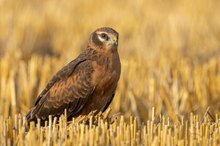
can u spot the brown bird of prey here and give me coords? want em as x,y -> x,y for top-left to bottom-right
26,27 -> 121,123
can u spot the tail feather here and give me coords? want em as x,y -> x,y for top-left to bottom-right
26,111 -> 31,122
26,108 -> 37,123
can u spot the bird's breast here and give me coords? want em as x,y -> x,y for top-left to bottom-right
91,54 -> 121,92
80,53 -> 120,114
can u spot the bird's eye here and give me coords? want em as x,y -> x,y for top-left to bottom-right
100,33 -> 108,40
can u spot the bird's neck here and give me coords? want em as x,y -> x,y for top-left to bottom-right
84,47 -> 119,67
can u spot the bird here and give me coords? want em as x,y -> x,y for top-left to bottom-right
26,27 -> 121,123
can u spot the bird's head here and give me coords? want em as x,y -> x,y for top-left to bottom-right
88,27 -> 119,52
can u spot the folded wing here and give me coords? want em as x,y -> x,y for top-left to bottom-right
26,56 -> 95,122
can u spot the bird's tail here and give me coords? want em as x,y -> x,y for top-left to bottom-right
26,108 -> 37,123
26,110 -> 32,123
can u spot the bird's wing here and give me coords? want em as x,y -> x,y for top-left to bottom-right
26,55 -> 95,122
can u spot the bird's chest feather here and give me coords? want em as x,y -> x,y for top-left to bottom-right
91,55 -> 120,93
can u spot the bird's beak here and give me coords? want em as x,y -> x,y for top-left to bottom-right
113,36 -> 118,45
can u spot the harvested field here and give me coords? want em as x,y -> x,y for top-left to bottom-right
0,0 -> 220,145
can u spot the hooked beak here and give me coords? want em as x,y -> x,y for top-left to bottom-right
113,36 -> 118,46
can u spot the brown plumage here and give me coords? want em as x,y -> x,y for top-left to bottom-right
26,27 -> 121,123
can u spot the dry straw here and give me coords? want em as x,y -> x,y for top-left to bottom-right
0,108 -> 220,145
1,0 -> 220,145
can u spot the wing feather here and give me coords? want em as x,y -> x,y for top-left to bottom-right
26,54 -> 95,122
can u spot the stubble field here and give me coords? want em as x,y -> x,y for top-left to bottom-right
0,0 -> 220,145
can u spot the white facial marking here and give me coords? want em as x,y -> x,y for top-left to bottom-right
98,35 -> 107,42
97,32 -> 108,42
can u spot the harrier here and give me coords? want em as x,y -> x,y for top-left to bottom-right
26,27 -> 121,123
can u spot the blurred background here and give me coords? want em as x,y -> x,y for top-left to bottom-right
0,0 -> 220,122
